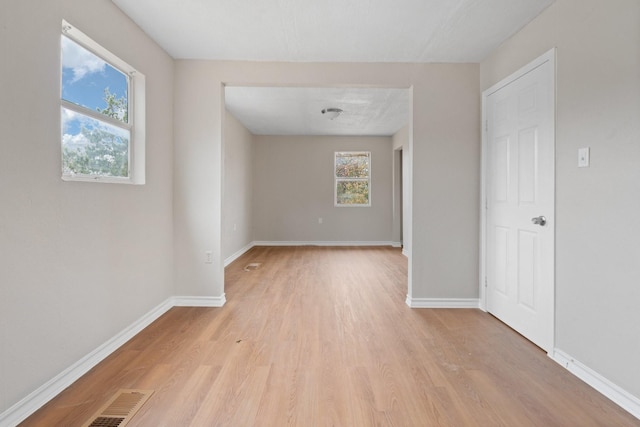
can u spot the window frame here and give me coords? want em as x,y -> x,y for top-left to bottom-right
60,20 -> 145,184
334,151 -> 372,207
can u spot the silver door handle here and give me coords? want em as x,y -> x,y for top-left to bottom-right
531,216 -> 547,226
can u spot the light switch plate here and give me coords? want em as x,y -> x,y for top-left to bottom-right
578,147 -> 590,167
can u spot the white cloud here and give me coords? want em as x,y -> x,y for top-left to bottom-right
62,132 -> 90,150
61,36 -> 106,82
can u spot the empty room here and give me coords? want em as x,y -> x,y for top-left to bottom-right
1,0 -> 639,425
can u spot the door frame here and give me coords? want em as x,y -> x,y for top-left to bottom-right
479,48 -> 556,349
392,146 -> 403,247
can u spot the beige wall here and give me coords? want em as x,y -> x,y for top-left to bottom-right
223,112 -> 254,261
252,135 -> 393,243
481,0 -> 640,399
174,61 -> 480,300
1,0 -> 174,414
223,116 -> 396,254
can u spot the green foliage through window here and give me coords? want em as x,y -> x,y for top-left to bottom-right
61,107 -> 129,177
335,152 -> 371,206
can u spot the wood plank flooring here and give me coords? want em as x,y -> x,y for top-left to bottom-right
21,246 -> 639,426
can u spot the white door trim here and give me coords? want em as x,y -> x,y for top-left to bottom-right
479,48 -> 556,348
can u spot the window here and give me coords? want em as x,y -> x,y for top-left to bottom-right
60,20 -> 145,184
334,151 -> 371,206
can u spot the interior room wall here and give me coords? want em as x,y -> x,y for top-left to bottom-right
252,135 -> 393,243
0,0 -> 175,414
481,0 -> 640,400
222,112 -> 254,262
173,61 -> 479,301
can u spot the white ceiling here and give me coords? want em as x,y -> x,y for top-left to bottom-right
112,0 -> 553,135
225,87 -> 410,136
112,0 -> 553,63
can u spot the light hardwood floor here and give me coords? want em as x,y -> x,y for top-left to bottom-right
21,246 -> 639,426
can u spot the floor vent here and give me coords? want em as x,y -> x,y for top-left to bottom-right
243,262 -> 262,272
82,389 -> 154,427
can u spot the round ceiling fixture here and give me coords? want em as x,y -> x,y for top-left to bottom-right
321,107 -> 343,120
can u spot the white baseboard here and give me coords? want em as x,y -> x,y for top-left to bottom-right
402,248 -> 409,257
225,241 -> 399,265
172,295 -> 226,307
0,295 -> 226,427
405,296 -> 481,308
551,349 -> 640,420
252,240 -> 397,247
224,242 -> 255,267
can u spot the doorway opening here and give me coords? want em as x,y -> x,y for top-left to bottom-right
221,85 -> 413,299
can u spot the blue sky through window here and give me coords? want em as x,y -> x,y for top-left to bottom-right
61,35 -> 130,177
62,65 -> 128,113
61,35 -> 128,134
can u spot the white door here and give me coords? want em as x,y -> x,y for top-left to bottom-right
484,51 -> 555,352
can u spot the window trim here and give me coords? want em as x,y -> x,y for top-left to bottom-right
60,20 -> 145,184
334,151 -> 372,207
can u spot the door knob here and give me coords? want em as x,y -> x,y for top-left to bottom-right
531,216 -> 547,226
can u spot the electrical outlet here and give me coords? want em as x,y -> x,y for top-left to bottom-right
318,217 -> 323,224
205,251 -> 213,264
